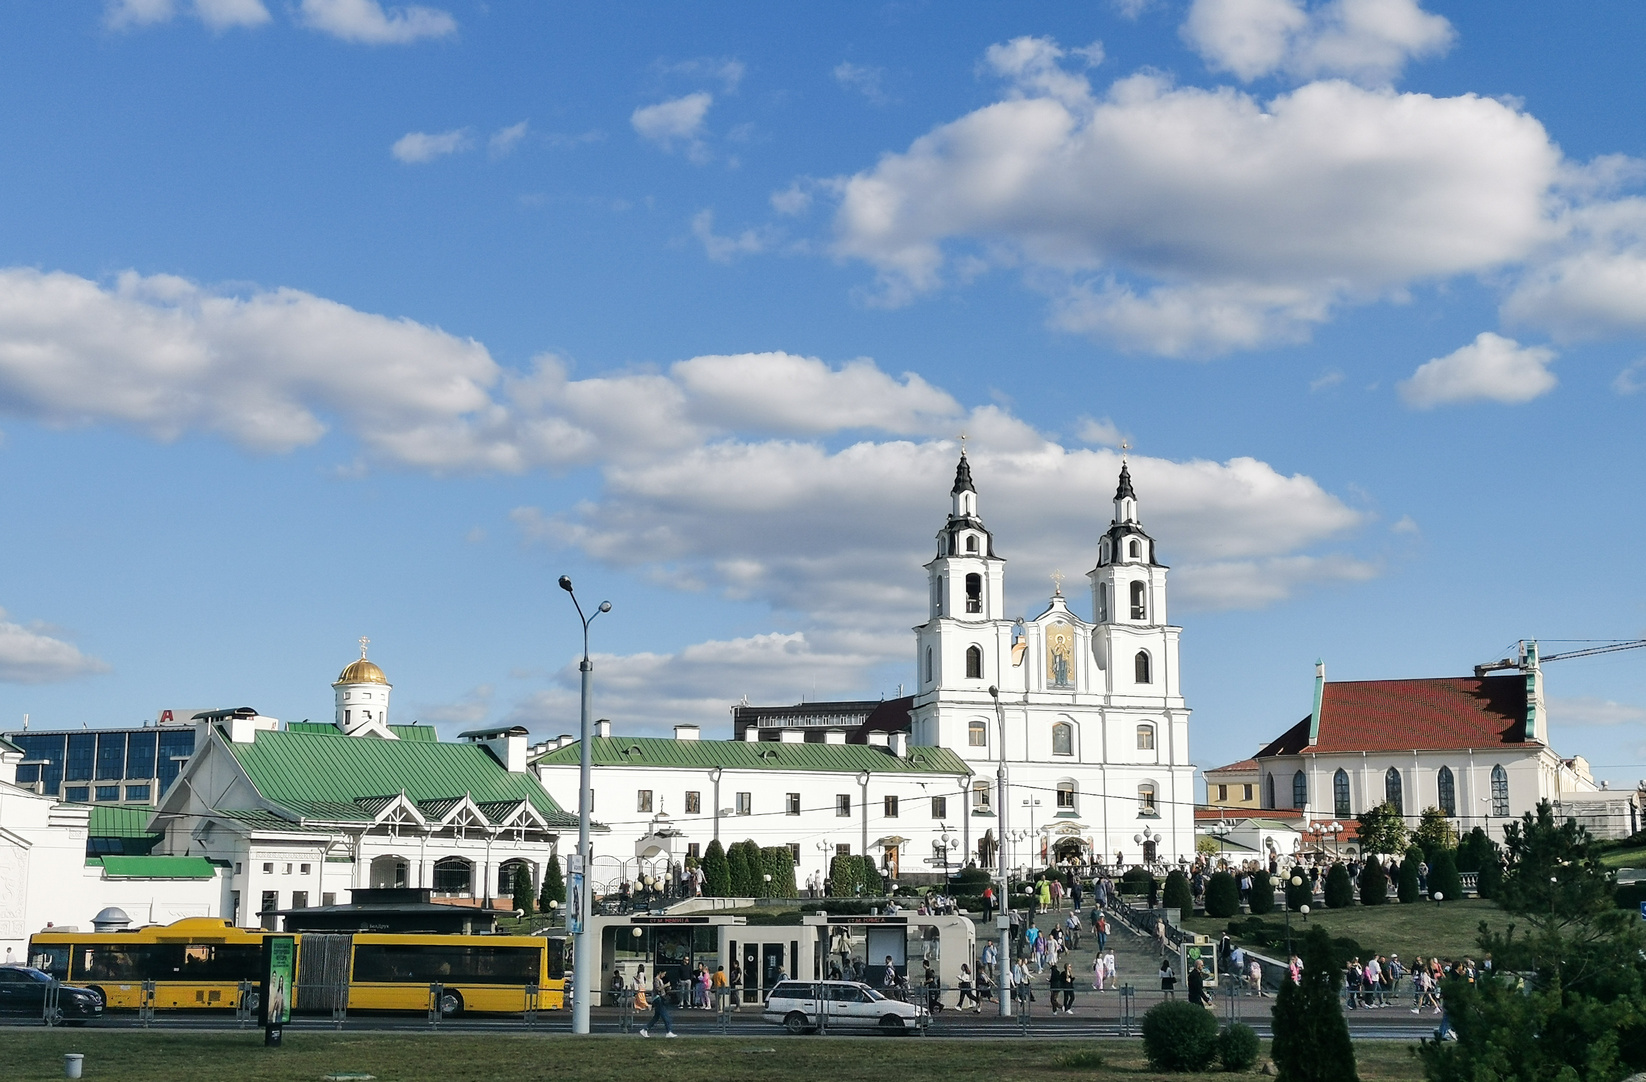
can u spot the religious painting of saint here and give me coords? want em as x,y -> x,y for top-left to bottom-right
1046,622 -> 1074,687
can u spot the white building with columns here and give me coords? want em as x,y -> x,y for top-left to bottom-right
909,453 -> 1196,870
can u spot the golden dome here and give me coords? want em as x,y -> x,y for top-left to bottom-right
334,658 -> 389,686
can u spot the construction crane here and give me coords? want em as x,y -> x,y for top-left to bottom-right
1474,639 -> 1646,678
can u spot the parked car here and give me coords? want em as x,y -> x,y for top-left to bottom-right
0,965 -> 104,1025
762,979 -> 926,1034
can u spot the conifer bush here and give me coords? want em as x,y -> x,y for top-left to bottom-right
1357,859 -> 1387,906
703,839 -> 731,897
1284,872 -> 1312,911
1247,869 -> 1275,914
512,864 -> 534,916
1427,848 -> 1462,901
1204,870 -> 1240,918
1163,869 -> 1193,913
1398,846 -> 1423,903
538,855 -> 565,910
1323,863 -> 1354,908
1272,926 -> 1358,1082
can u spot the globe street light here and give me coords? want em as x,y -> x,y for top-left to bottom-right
558,574 -> 611,1036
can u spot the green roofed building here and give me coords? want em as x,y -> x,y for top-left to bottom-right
152,646 -> 575,930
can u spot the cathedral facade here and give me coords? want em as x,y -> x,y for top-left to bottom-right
909,453 -> 1196,871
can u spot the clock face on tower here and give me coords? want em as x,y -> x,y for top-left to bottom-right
1046,623 -> 1074,688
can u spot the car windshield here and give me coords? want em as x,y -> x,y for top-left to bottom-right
864,987 -> 886,1001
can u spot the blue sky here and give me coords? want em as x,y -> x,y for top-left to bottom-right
3,0 -> 1645,790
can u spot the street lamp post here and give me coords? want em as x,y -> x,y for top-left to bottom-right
856,771 -> 871,870
988,685 -> 1012,1018
558,575 -> 611,1036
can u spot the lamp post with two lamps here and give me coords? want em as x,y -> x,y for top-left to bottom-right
1283,873 -> 1311,955
558,575 -> 611,1036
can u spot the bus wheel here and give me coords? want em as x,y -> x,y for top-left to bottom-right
783,1012 -> 809,1035
440,991 -> 463,1018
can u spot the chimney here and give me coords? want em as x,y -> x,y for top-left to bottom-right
229,713 -> 259,744
779,729 -> 806,744
823,729 -> 847,745
742,726 -> 760,742
594,719 -> 612,739
501,729 -> 528,772
866,732 -> 889,748
673,725 -> 701,741
888,731 -> 908,757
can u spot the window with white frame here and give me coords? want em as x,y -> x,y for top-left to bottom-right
736,792 -> 752,815
968,720 -> 987,747
637,790 -> 653,813
1138,782 -> 1158,815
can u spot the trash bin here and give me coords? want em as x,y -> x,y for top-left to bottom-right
64,1054 -> 84,1079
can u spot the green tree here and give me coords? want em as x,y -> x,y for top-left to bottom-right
1415,806 -> 1459,855
1284,870 -> 1312,911
1397,845 -> 1423,904
1248,869 -> 1275,914
1204,870 -> 1240,918
1454,826 -> 1498,873
760,846 -> 797,897
1273,926 -> 1359,1082
538,855 -> 564,912
1323,862 -> 1355,908
511,864 -> 535,916
1356,802 -> 1408,857
1426,848 -> 1461,902
829,853 -> 859,896
703,839 -> 731,897
1357,858 -> 1388,906
1163,868 -> 1192,914
726,842 -> 750,896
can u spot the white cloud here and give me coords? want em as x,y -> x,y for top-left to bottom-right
1502,199 -> 1646,341
1398,332 -> 1557,408
1309,368 -> 1345,392
1549,696 -> 1646,728
834,62 -> 889,105
631,93 -> 713,162
0,609 -> 109,684
661,58 -> 745,93
1390,515 -> 1419,535
391,128 -> 472,163
770,182 -> 814,217
691,210 -> 776,263
1075,416 -> 1125,446
416,684 -> 494,725
105,0 -> 270,30
488,121 -> 529,159
1111,0 -> 1155,18
299,0 -> 455,44
1614,358 -> 1646,395
1182,0 -> 1454,84
830,45 -> 1560,354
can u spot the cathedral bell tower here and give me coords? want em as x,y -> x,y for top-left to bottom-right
1087,459 -> 1179,694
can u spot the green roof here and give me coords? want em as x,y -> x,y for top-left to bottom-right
86,804 -> 163,839
533,736 -> 971,776
95,855 -> 217,879
227,730 -> 575,827
283,722 -> 437,742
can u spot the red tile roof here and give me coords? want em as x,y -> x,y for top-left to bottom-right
1256,675 -> 1533,757
1204,758 -> 1258,775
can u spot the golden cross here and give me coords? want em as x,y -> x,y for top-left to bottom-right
959,431 -> 968,453
1051,569 -> 1064,595
1120,438 -> 1130,460
358,636 -> 370,659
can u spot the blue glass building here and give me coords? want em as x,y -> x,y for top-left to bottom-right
4,725 -> 197,804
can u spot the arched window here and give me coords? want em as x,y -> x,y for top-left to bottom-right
1134,650 -> 1152,684
1437,766 -> 1456,816
1129,539 -> 1140,558
1052,722 -> 1073,756
1384,767 -> 1404,815
497,858 -> 533,897
1138,782 -> 1158,815
1056,780 -> 1077,812
1097,583 -> 1109,621
924,647 -> 933,683
432,856 -> 473,896
965,573 -> 982,614
1333,769 -> 1351,818
1292,770 -> 1307,810
968,720 -> 987,748
1490,764 -> 1509,817
1136,723 -> 1155,750
965,645 -> 983,679
966,534 -> 978,553
1099,539 -> 1109,563
1264,774 -> 1275,809
1129,581 -> 1147,620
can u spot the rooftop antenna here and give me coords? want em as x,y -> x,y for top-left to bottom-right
22,713 -> 28,730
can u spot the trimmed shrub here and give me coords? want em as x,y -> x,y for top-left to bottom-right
1357,860 -> 1387,906
1121,866 -> 1156,897
511,863 -> 535,916
1205,871 -> 1241,918
1476,857 -> 1503,900
1218,1022 -> 1261,1072
829,853 -> 859,897
1163,869 -> 1193,913
538,855 -> 565,909
1284,872 -> 1312,912
1140,999 -> 1220,1072
1426,848 -> 1462,902
1398,846 -> 1423,904
703,839 -> 731,897
1247,869 -> 1275,915
727,842 -> 752,896
759,846 -> 797,897
1323,863 -> 1355,908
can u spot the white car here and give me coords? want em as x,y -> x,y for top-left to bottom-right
762,979 -> 928,1035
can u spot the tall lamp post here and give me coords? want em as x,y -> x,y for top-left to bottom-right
558,575 -> 610,1036
988,685 -> 1012,1018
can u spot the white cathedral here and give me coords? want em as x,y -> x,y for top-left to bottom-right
910,452 -> 1195,869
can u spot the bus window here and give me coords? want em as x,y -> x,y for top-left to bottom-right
31,945 -> 69,978
80,945 -> 158,981
545,939 -> 566,981
352,944 -> 542,985
181,944 -> 264,982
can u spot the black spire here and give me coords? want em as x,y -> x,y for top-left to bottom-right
952,452 -> 975,495
1114,460 -> 1135,501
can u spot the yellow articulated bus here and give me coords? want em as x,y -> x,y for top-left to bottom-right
28,918 -> 565,1016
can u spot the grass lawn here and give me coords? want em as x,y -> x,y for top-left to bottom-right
0,1031 -> 1427,1082
1182,898 -> 1501,962
1599,845 -> 1646,870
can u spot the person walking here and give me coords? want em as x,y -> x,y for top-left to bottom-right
956,963 -> 979,1011
1059,962 -> 1077,1014
982,884 -> 995,923
638,969 -> 678,1037
1248,957 -> 1265,998
1158,959 -> 1177,999
1092,953 -> 1106,992
1188,960 -> 1211,1009
1154,917 -> 1169,957
1103,949 -> 1117,990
